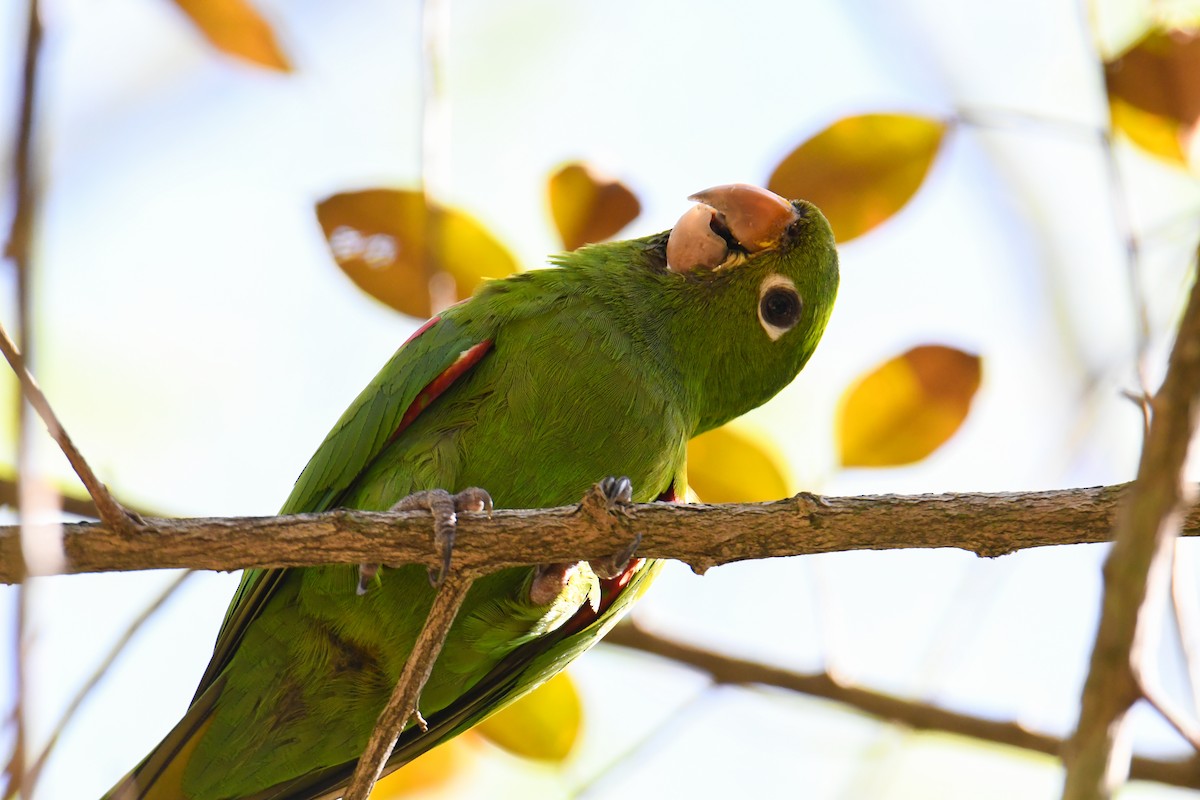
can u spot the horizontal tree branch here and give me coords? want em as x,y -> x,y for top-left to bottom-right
602,623 -> 1200,790
0,483 -> 1194,584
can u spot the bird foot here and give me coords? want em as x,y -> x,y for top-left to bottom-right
358,487 -> 493,594
586,476 -> 641,580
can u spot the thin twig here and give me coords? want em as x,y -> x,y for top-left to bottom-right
0,320 -> 139,536
603,622 -> 1200,790
21,571 -> 194,789
1062,256 -> 1200,799
419,0 -> 455,313
343,573 -> 473,800
0,476 -> 165,521
1171,541 -> 1200,717
1140,681 -> 1200,753
3,1 -> 44,797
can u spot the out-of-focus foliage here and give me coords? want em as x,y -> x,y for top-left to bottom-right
170,0 -> 292,71
368,734 -> 479,798
316,189 -> 518,318
473,670 -> 582,762
768,113 -> 947,242
686,423 -> 791,503
547,162 -> 640,251
838,345 -> 982,468
1105,26 -> 1200,167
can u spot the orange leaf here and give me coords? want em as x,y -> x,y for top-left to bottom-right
316,189 -> 518,318
474,670 -> 581,762
768,113 -> 946,243
548,163 -> 640,250
1105,27 -> 1200,165
838,345 -> 981,468
368,734 -> 481,798
687,423 -> 790,503
172,0 -> 291,71
1109,96 -> 1191,164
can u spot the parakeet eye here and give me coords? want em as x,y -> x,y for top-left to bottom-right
758,275 -> 802,340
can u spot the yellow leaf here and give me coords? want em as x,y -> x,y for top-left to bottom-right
1105,27 -> 1200,166
369,734 -> 480,798
838,345 -> 981,468
172,0 -> 291,71
1110,96 -> 1191,164
316,189 -> 518,318
474,670 -> 581,762
687,424 -> 790,503
547,163 -> 640,250
768,113 -> 946,243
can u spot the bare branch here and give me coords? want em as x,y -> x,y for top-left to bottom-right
22,571 -> 193,789
0,321 -> 140,538
1140,682 -> 1200,754
2,484 -> 1200,584
0,476 -> 169,521
3,1 -> 44,797
344,573 -> 472,800
1063,262 -> 1200,798
602,623 -> 1200,790
1171,543 -> 1200,718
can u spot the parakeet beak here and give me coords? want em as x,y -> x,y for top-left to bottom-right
666,183 -> 800,273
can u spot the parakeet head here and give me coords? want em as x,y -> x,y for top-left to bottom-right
658,183 -> 839,434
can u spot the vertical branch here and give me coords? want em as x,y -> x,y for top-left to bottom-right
343,574 -> 473,800
419,0 -> 455,314
2,1 -> 43,798
1062,257 -> 1200,799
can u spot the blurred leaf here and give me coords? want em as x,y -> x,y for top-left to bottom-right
368,734 -> 480,798
317,189 -> 518,318
1109,96 -> 1191,164
172,0 -> 291,71
768,113 -> 946,243
687,423 -> 790,503
548,163 -> 640,250
1105,27 -> 1200,166
474,670 -> 581,762
838,345 -> 981,468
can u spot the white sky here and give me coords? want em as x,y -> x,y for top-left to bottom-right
3,0 -> 1200,798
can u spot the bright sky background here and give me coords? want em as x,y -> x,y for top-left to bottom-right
3,0 -> 1200,798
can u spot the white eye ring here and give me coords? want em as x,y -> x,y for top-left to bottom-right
757,274 -> 801,341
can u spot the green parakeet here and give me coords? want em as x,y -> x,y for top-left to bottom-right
104,183 -> 839,799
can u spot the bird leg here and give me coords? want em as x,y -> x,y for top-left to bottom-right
529,476 -> 641,603
587,476 -> 641,579
358,487 -> 493,594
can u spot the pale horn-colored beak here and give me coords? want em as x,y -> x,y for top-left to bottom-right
688,183 -> 799,253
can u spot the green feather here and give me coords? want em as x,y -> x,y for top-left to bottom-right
105,199 -> 838,799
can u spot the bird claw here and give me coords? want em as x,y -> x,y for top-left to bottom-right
357,487 -> 493,594
598,475 -> 633,506
588,476 -> 640,579
590,532 -> 642,579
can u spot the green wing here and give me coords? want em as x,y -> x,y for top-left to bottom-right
194,309 -> 493,698
228,559 -> 663,800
